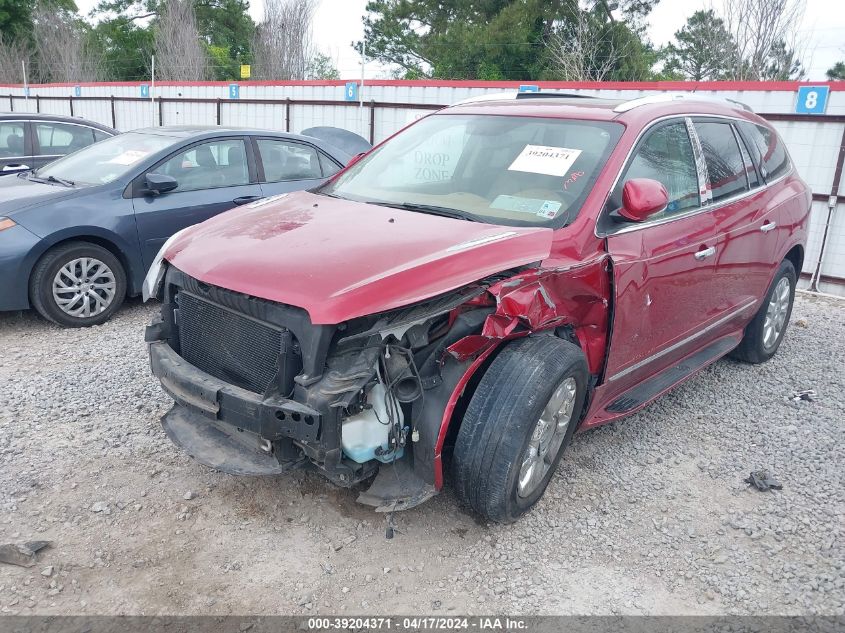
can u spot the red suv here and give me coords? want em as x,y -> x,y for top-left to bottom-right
144,93 -> 809,523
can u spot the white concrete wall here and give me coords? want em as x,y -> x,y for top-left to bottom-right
2,81 -> 843,294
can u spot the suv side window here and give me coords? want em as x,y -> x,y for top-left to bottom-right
739,122 -> 790,182
695,121 -> 748,202
608,121 -> 699,219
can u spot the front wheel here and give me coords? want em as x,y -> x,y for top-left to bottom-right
731,259 -> 796,364
29,241 -> 126,327
452,335 -> 588,523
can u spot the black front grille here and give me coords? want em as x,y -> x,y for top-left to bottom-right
177,291 -> 282,394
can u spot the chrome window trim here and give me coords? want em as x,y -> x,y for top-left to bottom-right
31,120 -> 113,134
595,112 -> 792,238
606,298 -> 757,383
0,156 -> 32,161
685,117 -> 712,205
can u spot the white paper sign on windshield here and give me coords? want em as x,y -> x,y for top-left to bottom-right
108,150 -> 150,166
508,145 -> 582,177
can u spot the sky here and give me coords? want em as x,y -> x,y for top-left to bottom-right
75,0 -> 845,81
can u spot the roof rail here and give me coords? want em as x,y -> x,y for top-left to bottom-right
451,91 -> 596,107
613,93 -> 753,113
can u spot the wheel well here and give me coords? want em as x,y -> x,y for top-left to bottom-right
30,236 -> 133,297
442,331 -> 581,451
784,244 -> 804,276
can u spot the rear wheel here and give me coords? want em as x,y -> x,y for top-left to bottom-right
731,259 -> 796,364
452,335 -> 588,523
29,241 -> 126,327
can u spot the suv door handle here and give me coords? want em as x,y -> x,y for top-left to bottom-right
233,196 -> 262,206
694,246 -> 716,260
760,221 -> 777,233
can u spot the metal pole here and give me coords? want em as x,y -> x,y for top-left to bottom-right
360,37 -> 366,138
22,60 -> 28,103
151,55 -> 156,126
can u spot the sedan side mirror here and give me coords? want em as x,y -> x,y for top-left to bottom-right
618,178 -> 669,222
144,173 -> 179,195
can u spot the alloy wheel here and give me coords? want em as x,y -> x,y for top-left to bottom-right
52,257 -> 117,318
762,276 -> 791,350
517,377 -> 578,498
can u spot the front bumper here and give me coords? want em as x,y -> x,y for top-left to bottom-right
0,223 -> 42,311
148,339 -> 323,474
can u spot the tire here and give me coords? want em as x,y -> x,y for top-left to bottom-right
452,335 -> 588,523
730,259 -> 796,364
29,241 -> 126,327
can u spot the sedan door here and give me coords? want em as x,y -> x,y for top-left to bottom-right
0,120 -> 34,174
131,137 -> 263,268
253,137 -> 341,197
601,119 -> 724,390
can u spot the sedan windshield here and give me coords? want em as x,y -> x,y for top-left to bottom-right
34,132 -> 175,186
319,114 -> 623,226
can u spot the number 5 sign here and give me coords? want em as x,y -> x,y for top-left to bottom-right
795,86 -> 829,114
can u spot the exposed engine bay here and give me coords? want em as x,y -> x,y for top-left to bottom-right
145,257 -> 610,512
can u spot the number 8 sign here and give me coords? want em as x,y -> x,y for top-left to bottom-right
795,86 -> 829,114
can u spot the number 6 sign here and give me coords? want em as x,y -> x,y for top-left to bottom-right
795,86 -> 829,114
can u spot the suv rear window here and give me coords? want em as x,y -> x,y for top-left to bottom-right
695,121 -> 748,202
739,122 -> 790,182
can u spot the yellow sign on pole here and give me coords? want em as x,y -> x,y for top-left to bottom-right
240,64 -> 251,79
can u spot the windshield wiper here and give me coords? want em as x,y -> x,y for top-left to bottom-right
373,201 -> 478,222
27,173 -> 74,187
45,175 -> 75,187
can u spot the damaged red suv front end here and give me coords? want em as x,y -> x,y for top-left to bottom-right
145,95 -> 808,522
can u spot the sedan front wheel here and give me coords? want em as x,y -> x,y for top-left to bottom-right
30,241 -> 126,327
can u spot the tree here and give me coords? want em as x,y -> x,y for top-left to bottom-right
663,10 -> 738,81
154,0 -> 208,80
88,16 -> 154,81
32,2 -> 103,83
762,39 -> 805,80
0,33 -> 32,83
721,0 -> 806,80
827,61 -> 845,81
0,0 -> 36,42
194,0 -> 254,80
548,3 -> 657,81
91,0 -> 254,80
307,52 -> 339,80
359,0 -> 659,81
252,0 -> 315,80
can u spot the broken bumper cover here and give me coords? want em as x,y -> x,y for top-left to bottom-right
149,340 -> 319,475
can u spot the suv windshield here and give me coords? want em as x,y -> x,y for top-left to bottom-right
319,114 -> 623,226
34,132 -> 174,186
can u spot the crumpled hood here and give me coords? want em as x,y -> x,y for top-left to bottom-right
166,191 -> 553,324
0,174 -> 81,215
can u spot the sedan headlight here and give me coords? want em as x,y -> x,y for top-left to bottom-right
0,217 -> 16,232
142,228 -> 188,301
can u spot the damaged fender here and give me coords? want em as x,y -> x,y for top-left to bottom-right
419,256 -> 612,490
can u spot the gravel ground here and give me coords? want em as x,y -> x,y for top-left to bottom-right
0,293 -> 843,616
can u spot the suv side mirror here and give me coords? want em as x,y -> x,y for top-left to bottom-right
618,178 -> 669,222
144,173 -> 179,195
345,152 -> 367,168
